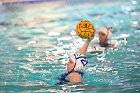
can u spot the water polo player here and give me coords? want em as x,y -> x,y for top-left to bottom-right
56,36 -> 94,85
89,26 -> 117,53
56,20 -> 95,85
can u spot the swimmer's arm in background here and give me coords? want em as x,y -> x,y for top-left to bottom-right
79,37 -> 94,55
110,43 -> 118,49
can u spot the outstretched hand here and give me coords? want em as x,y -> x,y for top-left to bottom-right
87,35 -> 94,42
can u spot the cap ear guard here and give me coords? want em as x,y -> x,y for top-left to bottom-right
80,58 -> 88,66
70,53 -> 88,71
105,26 -> 113,40
74,54 -> 88,65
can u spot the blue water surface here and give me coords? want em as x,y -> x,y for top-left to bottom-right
0,0 -> 140,93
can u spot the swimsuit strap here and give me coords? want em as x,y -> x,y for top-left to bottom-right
72,70 -> 84,77
56,73 -> 70,85
68,54 -> 77,74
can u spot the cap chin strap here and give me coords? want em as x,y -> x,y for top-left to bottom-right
105,27 -> 109,41
68,54 -> 77,73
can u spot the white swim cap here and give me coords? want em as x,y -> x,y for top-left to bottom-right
70,53 -> 88,71
99,27 -> 112,39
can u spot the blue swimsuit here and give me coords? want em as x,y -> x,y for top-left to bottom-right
56,53 -> 87,85
56,71 -> 84,85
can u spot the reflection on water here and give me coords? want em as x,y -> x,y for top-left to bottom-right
0,0 -> 140,93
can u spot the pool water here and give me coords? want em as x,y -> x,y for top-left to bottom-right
0,0 -> 140,93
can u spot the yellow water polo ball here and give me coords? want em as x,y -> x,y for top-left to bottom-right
76,20 -> 96,39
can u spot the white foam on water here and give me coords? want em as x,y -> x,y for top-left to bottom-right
48,32 -> 60,36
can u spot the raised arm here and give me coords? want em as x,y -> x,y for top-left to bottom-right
79,37 -> 94,55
